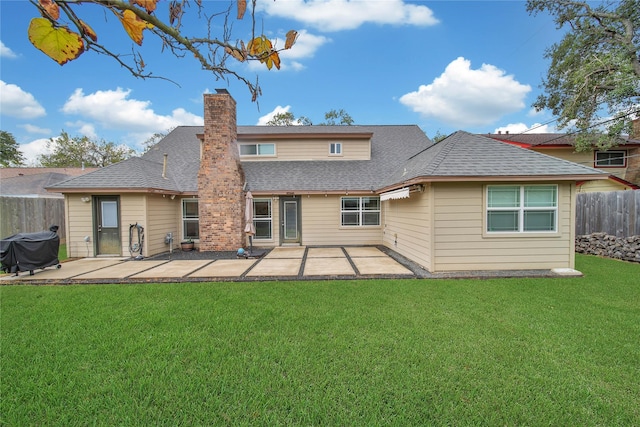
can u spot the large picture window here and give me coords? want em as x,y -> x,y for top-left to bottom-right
341,196 -> 380,226
182,199 -> 199,239
487,185 -> 557,233
253,198 -> 272,240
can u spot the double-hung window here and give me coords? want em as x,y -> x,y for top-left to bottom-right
486,185 -> 557,233
182,199 -> 199,239
341,196 -> 380,226
253,198 -> 272,240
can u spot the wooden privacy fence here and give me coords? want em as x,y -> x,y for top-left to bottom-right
575,190 -> 640,237
0,197 -> 66,240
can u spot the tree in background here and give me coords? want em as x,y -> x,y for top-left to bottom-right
527,0 -> 640,150
37,131 -> 135,167
266,109 -> 353,126
0,131 -> 26,167
27,0 -> 298,101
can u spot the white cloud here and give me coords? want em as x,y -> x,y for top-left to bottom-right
399,57 -> 531,128
61,88 -> 203,133
0,41 -> 17,58
259,0 -> 438,31
0,81 -> 46,119
64,121 -> 98,139
256,105 -> 292,125
19,138 -> 52,165
494,123 -> 555,134
19,124 -> 52,135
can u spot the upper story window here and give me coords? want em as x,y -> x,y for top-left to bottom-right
329,142 -> 342,156
486,185 -> 557,233
239,143 -> 276,156
595,150 -> 626,167
182,199 -> 199,239
341,196 -> 380,226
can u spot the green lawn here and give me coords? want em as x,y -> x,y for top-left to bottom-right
1,254 -> 638,426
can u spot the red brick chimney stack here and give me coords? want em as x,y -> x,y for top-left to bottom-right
197,90 -> 245,251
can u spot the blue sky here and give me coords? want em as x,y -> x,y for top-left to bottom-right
1,0 -> 564,165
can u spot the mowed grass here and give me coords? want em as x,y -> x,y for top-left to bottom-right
1,254 -> 638,426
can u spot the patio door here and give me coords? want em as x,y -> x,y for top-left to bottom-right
94,196 -> 121,255
280,196 -> 301,245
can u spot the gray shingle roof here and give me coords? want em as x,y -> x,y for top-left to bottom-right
49,127 -> 606,194
388,131 -> 607,185
484,132 -> 640,147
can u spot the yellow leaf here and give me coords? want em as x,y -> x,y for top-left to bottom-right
247,36 -> 272,59
39,0 -> 60,20
28,17 -> 84,65
119,9 -> 149,45
79,19 -> 97,42
237,0 -> 246,19
133,0 -> 158,13
268,52 -> 281,70
284,30 -> 297,50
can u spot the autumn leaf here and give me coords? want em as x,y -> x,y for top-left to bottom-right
39,0 -> 60,20
265,52 -> 281,70
133,0 -> 158,13
225,46 -> 246,62
237,0 -> 246,19
79,19 -> 98,42
248,35 -> 272,60
119,9 -> 152,45
285,30 -> 297,50
28,17 -> 84,65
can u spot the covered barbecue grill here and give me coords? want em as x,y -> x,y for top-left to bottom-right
1,227 -> 61,276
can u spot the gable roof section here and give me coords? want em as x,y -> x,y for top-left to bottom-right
381,131 -> 607,190
485,133 -> 640,148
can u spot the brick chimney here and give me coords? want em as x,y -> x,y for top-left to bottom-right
197,90 -> 245,251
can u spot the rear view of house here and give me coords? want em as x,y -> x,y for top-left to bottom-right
49,90 -> 608,273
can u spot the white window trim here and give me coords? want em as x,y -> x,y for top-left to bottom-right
252,198 -> 273,240
485,185 -> 558,235
340,196 -> 381,227
594,150 -> 626,168
238,143 -> 276,157
329,142 -> 342,156
181,198 -> 199,240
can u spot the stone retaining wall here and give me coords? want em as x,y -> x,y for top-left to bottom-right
575,233 -> 640,263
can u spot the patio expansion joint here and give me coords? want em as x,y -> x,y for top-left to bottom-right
123,260 -> 171,278
341,247 -> 361,276
298,247 -> 310,277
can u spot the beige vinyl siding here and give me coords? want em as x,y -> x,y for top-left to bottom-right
432,182 -> 575,272
300,195 -> 382,245
577,178 -> 632,192
145,194 -> 180,256
65,194 -> 95,258
381,187 -> 431,270
240,139 -> 370,161
118,194 -> 146,257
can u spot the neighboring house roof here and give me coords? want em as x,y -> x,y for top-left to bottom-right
1,168 -> 99,197
484,133 -> 640,148
49,127 -> 607,195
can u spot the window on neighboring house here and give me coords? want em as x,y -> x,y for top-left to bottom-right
341,196 -> 380,226
253,198 -> 272,239
486,185 -> 557,233
329,142 -> 342,155
182,199 -> 199,239
239,143 -> 276,156
595,150 -> 626,167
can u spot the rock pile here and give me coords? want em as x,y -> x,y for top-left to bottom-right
575,233 -> 640,263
